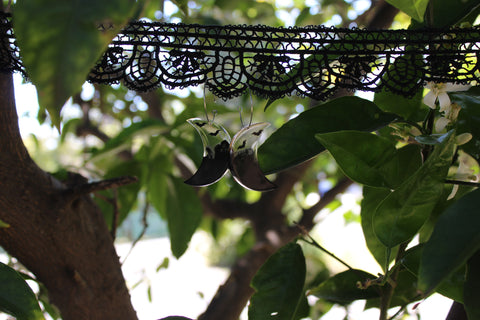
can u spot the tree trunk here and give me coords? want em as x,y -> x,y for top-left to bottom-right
0,71 -> 137,320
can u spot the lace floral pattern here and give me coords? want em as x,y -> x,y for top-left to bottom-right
2,12 -> 480,100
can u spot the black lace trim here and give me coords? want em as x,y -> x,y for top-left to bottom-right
2,11 -> 480,101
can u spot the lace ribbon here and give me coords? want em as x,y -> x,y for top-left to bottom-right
2,12 -> 480,101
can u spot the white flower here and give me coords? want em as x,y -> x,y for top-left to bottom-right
455,132 -> 473,146
434,117 -> 450,132
448,151 -> 479,199
423,82 -> 471,110
434,103 -> 462,132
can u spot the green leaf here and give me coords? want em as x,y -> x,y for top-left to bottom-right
374,89 -> 423,120
418,188 -> 480,295
401,245 -> 465,302
14,0 -> 136,129
315,131 -> 396,188
385,0 -> 429,22
146,143 -> 172,220
380,144 -> 423,189
0,262 -> 45,320
415,133 -> 453,145
166,177 -> 203,258
361,186 -> 395,271
147,166 -> 168,219
91,119 -> 167,160
452,88 -> 480,160
364,270 -> 421,309
94,160 -> 142,228
427,0 -> 480,27
258,97 -> 396,174
0,219 -> 9,228
464,250 -> 480,320
308,269 -> 379,303
249,242 -> 306,320
373,131 -> 456,248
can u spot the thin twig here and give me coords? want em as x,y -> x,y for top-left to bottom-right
299,231 -> 353,270
67,176 -> 138,197
121,202 -> 150,264
445,179 -> 480,187
379,242 -> 408,320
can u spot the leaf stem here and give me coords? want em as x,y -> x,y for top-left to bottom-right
300,234 -> 353,270
392,119 -> 425,135
379,242 -> 408,320
445,179 -> 480,187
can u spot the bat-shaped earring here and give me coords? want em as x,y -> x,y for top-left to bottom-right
185,84 -> 276,192
228,90 -> 276,192
229,122 -> 276,192
184,84 -> 231,186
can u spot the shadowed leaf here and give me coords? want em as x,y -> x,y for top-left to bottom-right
258,97 -> 396,174
249,242 -> 306,320
14,0 -> 136,129
0,262 -> 45,320
419,188 -> 480,296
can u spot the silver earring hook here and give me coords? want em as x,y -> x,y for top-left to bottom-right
248,86 -> 253,127
239,86 -> 254,127
203,80 -> 210,122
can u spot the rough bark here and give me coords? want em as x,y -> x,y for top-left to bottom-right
0,72 -> 138,320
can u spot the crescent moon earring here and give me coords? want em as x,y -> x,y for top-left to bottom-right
228,89 -> 276,192
184,82 -> 231,187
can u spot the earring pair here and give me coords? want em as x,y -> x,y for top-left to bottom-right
184,87 -> 276,192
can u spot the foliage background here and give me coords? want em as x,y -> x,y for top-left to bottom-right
2,0 -> 480,319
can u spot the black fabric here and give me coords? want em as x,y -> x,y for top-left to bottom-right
2,12 -> 479,100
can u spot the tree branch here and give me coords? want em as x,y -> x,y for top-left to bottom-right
65,175 -> 138,198
0,72 -> 138,320
298,178 -> 353,230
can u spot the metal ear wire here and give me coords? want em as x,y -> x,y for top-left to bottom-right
184,79 -> 231,187
239,85 -> 254,128
228,86 -> 276,192
203,80 -> 210,122
248,86 -> 253,127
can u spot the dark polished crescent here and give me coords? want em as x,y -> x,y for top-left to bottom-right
184,118 -> 231,187
184,141 -> 230,186
229,123 -> 276,192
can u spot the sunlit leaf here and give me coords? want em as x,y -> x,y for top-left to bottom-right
94,160 -> 142,228
249,242 -> 306,320
315,131 -> 396,188
373,131 -> 456,248
166,177 -> 202,258
0,262 -> 45,320
156,257 -> 170,272
14,0 -> 136,129
385,0 -> 429,22
90,119 -> 167,161
258,97 -> 396,174
147,150 -> 171,220
0,219 -> 9,228
308,269 -> 379,303
418,188 -> 480,296
374,89 -> 423,120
